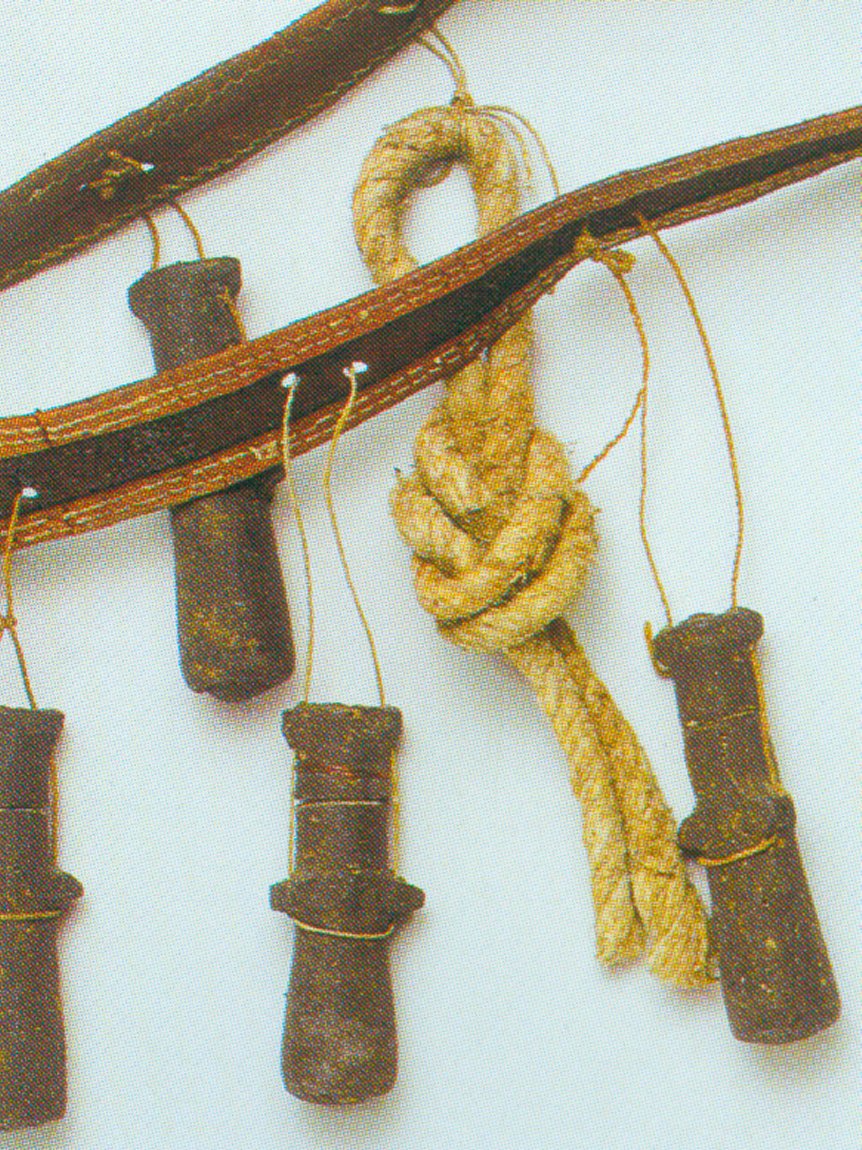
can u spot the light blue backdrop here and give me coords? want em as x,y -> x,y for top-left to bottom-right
0,3 -> 857,1148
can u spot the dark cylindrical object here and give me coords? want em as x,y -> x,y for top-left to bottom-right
0,706 -> 82,1129
271,704 -> 424,1103
652,608 -> 840,1044
128,257 -> 294,701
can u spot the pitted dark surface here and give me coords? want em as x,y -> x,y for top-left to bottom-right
0,707 -> 81,1129
273,704 -> 423,1102
130,258 -> 294,700
655,609 -> 840,1043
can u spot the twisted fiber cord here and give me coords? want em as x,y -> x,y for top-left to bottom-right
546,618 -> 714,981
353,103 -> 711,986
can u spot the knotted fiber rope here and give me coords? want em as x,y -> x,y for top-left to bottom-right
353,100 -> 713,987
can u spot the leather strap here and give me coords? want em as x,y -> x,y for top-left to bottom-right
1,106 -> 859,549
0,0 -> 455,293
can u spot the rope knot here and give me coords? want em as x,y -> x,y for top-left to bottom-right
353,96 -> 713,989
354,104 -> 595,653
406,434 -> 598,653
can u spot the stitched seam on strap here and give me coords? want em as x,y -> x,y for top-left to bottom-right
0,0 -> 447,289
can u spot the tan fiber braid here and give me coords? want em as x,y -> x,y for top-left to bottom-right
353,102 -> 712,987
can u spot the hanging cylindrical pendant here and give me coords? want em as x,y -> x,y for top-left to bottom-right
128,257 -> 294,701
0,706 -> 82,1129
652,607 -> 840,1043
270,703 -> 424,1103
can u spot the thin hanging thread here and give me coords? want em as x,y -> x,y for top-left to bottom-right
420,26 -> 561,198
138,198 -> 207,270
572,233 -> 674,627
572,238 -> 641,485
91,152 -> 205,267
280,378 -> 314,878
625,222 -> 783,828
479,104 -> 561,198
0,495 -> 63,864
321,367 -> 399,866
170,201 -> 207,261
575,221 -> 747,626
142,201 -> 246,339
323,366 -> 387,709
280,379 -> 316,706
419,28 -> 470,97
636,213 -> 745,610
142,213 -> 161,270
280,372 -> 400,873
1,495 -> 37,713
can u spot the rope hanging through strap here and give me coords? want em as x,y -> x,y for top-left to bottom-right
352,71 -> 714,987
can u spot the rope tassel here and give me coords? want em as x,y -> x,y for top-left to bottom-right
353,94 -> 713,987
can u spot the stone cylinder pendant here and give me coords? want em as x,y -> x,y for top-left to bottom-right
652,608 -> 840,1043
0,706 -> 82,1129
271,703 -> 424,1103
128,257 -> 294,701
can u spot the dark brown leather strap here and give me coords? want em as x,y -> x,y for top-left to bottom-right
0,0 -> 455,293
0,106 -> 859,549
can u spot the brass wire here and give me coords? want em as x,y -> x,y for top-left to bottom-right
637,214 -> 746,610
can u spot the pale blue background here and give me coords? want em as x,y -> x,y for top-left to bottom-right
0,2 -> 858,1147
